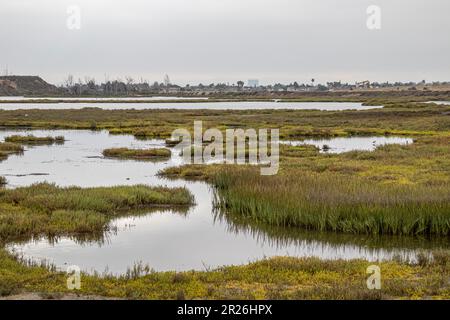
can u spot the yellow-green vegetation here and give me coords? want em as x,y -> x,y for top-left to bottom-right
179,144 -> 261,163
0,183 -> 193,242
4,135 -> 65,145
160,164 -> 226,181
102,147 -> 171,160
0,142 -> 24,161
0,249 -> 448,299
280,144 -> 320,157
0,177 -> 6,186
161,145 -> 345,182
1,102 -> 449,140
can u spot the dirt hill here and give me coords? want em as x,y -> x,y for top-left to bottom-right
0,76 -> 58,96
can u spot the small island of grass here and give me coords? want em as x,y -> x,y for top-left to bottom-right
102,147 -> 171,160
0,183 -> 194,242
4,135 -> 65,145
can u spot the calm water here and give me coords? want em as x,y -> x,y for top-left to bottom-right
1,130 -> 444,274
0,101 -> 382,111
284,136 -> 413,153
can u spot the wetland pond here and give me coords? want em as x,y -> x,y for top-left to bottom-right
0,129 -> 445,274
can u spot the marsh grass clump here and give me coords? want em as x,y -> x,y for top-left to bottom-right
102,148 -> 171,160
160,135 -> 450,236
159,164 -> 232,181
0,183 -> 194,241
123,261 -> 152,280
213,168 -> 450,236
0,142 -> 24,161
0,177 -> 6,186
4,135 -> 65,145
0,142 -> 24,153
280,144 -> 319,158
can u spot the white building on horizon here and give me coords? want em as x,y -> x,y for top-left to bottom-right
247,79 -> 259,88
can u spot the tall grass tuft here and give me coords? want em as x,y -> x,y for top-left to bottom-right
0,142 -> 24,153
213,168 -> 450,236
0,142 -> 24,161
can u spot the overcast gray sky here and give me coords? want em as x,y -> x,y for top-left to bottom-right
1,0 -> 449,85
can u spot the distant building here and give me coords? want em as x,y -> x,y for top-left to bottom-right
247,79 -> 259,88
356,80 -> 371,89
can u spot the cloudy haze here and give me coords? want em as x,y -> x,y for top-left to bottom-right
1,0 -> 449,85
